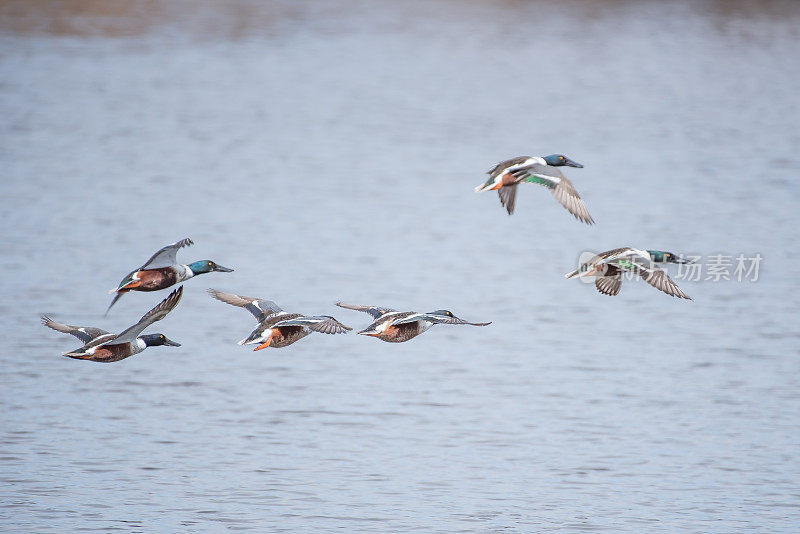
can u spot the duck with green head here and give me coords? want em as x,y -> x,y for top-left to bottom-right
336,303 -> 491,343
475,154 -> 594,223
46,286 -> 183,362
107,238 -> 233,314
565,247 -> 692,299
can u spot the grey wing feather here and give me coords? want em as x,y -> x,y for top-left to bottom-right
595,275 -> 623,296
642,269 -> 692,299
394,313 -> 491,326
515,165 -> 594,224
140,238 -> 193,270
550,176 -> 594,225
428,315 -> 491,326
272,315 -> 352,334
380,312 -> 420,326
614,254 -> 692,300
598,248 -> 634,262
41,316 -> 110,343
335,302 -> 396,319
112,286 -> 183,345
207,289 -> 282,320
487,156 -> 531,179
497,184 -> 518,215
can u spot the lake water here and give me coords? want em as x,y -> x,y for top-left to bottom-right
2,1 -> 800,531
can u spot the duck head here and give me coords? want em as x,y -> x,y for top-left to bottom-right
543,154 -> 583,168
427,310 -> 492,326
647,250 -> 691,264
357,328 -> 383,337
189,260 -> 234,275
141,333 -> 181,347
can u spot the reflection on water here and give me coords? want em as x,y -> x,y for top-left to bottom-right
2,0 -> 800,532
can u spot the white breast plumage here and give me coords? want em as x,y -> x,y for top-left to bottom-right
178,264 -> 194,282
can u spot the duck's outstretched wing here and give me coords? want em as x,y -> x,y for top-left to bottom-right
611,254 -> 692,300
140,238 -> 194,270
112,286 -> 183,344
550,176 -> 595,225
487,156 -> 531,179
497,184 -> 518,215
394,313 -> 491,326
595,274 -> 623,296
62,334 -> 118,358
42,316 -> 111,344
208,289 -> 283,321
640,268 -> 692,299
512,164 -> 594,224
272,315 -> 352,334
105,290 -> 127,316
62,332 -> 119,356
335,302 -> 395,319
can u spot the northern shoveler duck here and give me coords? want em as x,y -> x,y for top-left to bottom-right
107,238 -> 233,314
208,289 -> 352,349
475,154 -> 594,223
336,303 -> 491,343
565,248 -> 692,299
45,286 -> 183,362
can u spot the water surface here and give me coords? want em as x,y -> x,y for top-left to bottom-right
2,1 -> 800,531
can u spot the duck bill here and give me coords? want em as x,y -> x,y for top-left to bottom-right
163,337 -> 181,347
254,330 -> 276,350
357,330 -> 381,337
671,257 -> 692,264
213,264 -> 234,273
563,157 -> 583,168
